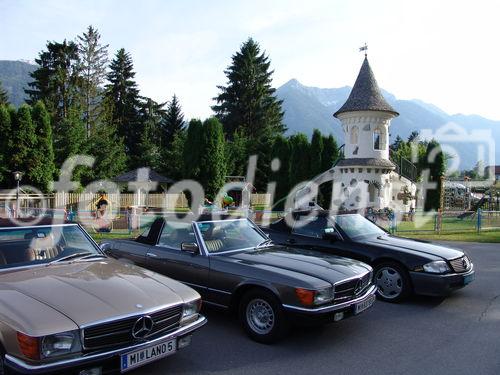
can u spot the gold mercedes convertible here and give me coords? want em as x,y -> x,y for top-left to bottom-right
0,219 -> 206,374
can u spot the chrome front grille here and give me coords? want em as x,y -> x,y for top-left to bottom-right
83,305 -> 183,351
334,273 -> 372,303
449,256 -> 471,273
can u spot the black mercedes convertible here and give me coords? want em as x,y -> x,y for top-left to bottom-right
264,211 -> 475,302
100,214 -> 376,343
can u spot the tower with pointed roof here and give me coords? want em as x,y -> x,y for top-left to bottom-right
328,56 -> 416,212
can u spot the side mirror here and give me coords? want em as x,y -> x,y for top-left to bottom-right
99,242 -> 111,252
181,242 -> 199,254
322,228 -> 340,242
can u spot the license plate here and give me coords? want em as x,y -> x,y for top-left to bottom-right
121,339 -> 176,372
463,273 -> 475,285
354,294 -> 375,315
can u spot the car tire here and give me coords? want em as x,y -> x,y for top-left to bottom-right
374,261 -> 412,302
0,349 -> 10,375
239,289 -> 289,344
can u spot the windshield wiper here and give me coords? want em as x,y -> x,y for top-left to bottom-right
256,239 -> 273,248
47,252 -> 97,265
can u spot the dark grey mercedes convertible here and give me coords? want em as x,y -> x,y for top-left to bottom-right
100,215 -> 376,343
264,211 -> 475,302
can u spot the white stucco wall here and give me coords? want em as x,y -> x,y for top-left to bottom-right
336,110 -> 396,160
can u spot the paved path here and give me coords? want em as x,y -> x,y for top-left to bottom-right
138,242 -> 500,375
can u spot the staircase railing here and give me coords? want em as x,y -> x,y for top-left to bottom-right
390,153 -> 418,182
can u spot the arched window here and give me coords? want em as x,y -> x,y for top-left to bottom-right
350,126 -> 359,144
373,127 -> 382,150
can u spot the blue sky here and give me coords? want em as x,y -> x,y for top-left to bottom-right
1,0 -> 499,120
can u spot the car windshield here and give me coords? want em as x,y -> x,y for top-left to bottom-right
0,224 -> 102,270
197,219 -> 267,253
332,214 -> 386,239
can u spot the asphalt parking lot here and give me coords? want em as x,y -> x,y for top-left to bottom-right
137,242 -> 500,375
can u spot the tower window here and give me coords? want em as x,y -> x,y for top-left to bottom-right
373,129 -> 382,150
350,126 -> 359,144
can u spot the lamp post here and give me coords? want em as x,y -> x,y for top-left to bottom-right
13,171 -> 22,218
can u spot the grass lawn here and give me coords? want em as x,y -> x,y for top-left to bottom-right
398,230 -> 500,243
91,231 -> 138,242
395,216 -> 478,232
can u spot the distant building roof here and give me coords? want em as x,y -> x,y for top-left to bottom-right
336,158 -> 396,169
113,168 -> 174,184
334,57 -> 399,117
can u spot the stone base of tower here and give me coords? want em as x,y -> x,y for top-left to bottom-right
330,162 -> 416,213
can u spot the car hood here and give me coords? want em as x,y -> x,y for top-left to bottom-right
223,246 -> 372,285
360,235 -> 464,260
0,259 -> 195,328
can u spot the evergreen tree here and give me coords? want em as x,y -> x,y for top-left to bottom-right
289,133 -> 311,188
53,106 -> 87,166
183,119 -> 203,180
105,48 -> 142,164
213,38 -> 285,189
310,129 -> 324,177
408,131 -> 420,143
321,135 -> 339,171
161,94 -> 184,149
11,105 -> 37,186
390,135 -> 404,152
77,25 -> 109,137
0,105 -> 13,183
134,98 -> 165,169
0,82 -> 9,105
424,140 -> 446,211
31,101 -> 56,191
26,40 -> 81,125
224,129 -> 248,177
272,135 -> 291,206
161,129 -> 186,181
198,118 -> 226,199
86,124 -> 127,182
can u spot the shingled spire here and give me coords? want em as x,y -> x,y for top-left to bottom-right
334,56 -> 398,117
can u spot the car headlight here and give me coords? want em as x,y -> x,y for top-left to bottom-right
41,331 -> 82,358
423,260 -> 450,274
295,287 -> 334,306
17,330 -> 82,360
180,299 -> 201,325
314,287 -> 335,305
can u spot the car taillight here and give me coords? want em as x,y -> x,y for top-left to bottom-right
17,332 -> 40,360
295,288 -> 315,306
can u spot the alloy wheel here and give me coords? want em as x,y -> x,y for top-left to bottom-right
246,298 -> 275,335
375,266 -> 403,299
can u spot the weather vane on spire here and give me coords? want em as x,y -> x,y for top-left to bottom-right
359,43 -> 368,57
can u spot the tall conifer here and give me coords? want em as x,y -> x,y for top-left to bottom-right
105,48 -> 141,164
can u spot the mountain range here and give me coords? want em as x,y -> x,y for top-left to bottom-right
0,60 -> 36,107
1,60 -> 498,169
276,79 -> 500,170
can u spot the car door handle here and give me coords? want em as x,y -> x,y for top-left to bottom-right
286,239 -> 296,244
146,252 -> 158,258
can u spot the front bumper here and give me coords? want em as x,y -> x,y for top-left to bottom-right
5,315 -> 207,375
410,264 -> 475,297
282,284 -> 377,324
